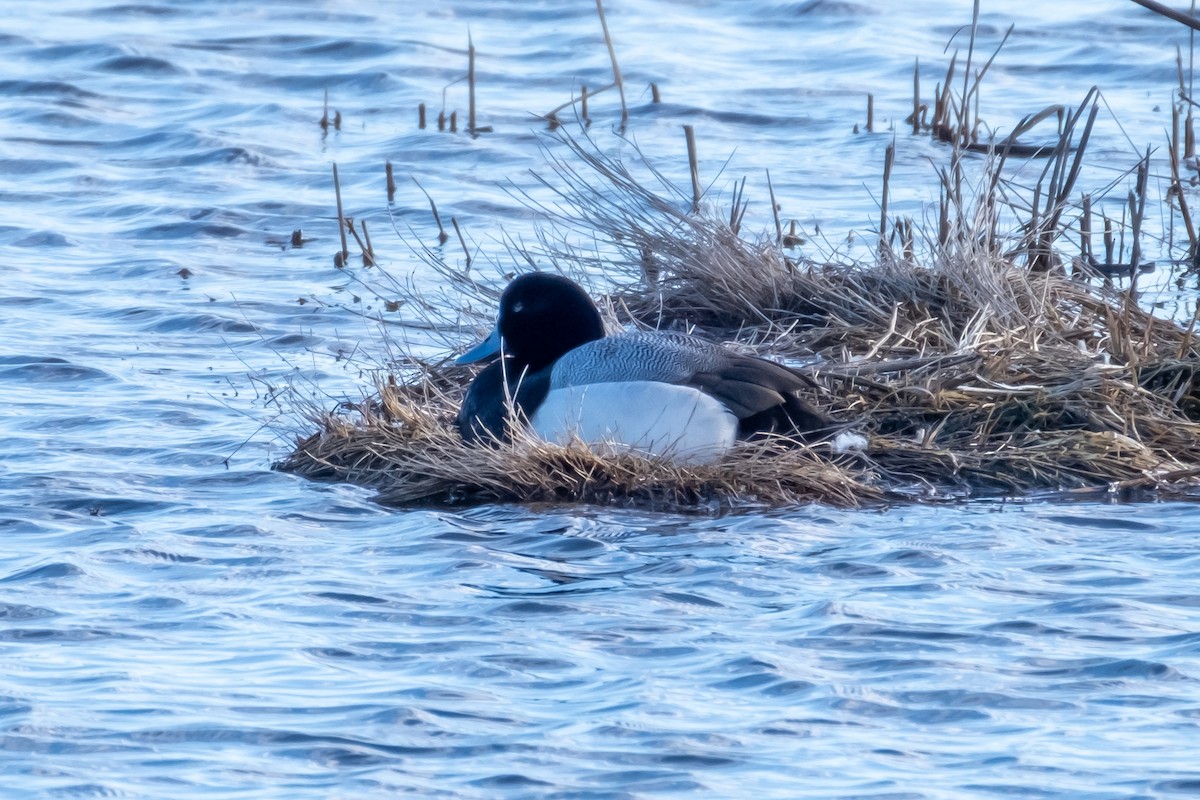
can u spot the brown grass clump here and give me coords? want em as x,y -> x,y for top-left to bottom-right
276,131 -> 1200,510
276,370 -> 878,511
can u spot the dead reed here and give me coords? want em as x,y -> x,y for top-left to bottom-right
319,88 -> 341,132
594,0 -> 628,130
331,162 -> 348,266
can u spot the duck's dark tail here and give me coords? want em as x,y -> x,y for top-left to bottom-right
689,354 -> 835,442
737,392 -> 833,441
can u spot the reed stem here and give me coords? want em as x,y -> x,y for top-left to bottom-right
361,220 -> 375,266
412,176 -> 449,245
451,217 -> 471,269
880,140 -> 895,257
1130,0 -> 1200,31
468,32 -> 477,136
332,162 -> 348,265
766,169 -> 782,244
595,0 -> 628,129
683,124 -> 701,213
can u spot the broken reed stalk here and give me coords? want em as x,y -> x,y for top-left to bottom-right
418,103 -> 426,130
973,78 -> 981,141
1188,107 -> 1196,159
1174,97 -> 1181,166
1168,127 -> 1199,253
581,84 -> 590,123
923,17 -> 1008,155
344,219 -> 373,266
899,217 -> 914,260
968,25 -> 1013,126
937,167 -> 951,248
1081,193 -> 1093,262
411,176 -> 449,245
683,124 -> 701,214
468,32 -> 477,136
938,59 -> 954,130
867,93 -> 874,133
361,220 -> 375,266
956,0 -> 980,149
1130,0 -> 1200,31
729,176 -> 748,236
595,0 -> 628,129
784,219 -> 801,248
386,161 -> 396,204
332,162 -> 349,265
766,168 -> 783,244
1128,147 -> 1150,283
1119,203 -> 1128,267
1022,88 -> 1100,271
880,140 -> 894,257
451,217 -> 471,268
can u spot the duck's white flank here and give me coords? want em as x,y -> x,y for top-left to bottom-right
529,381 -> 738,465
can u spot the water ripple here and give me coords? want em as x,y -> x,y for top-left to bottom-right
97,54 -> 181,75
0,358 -> 115,384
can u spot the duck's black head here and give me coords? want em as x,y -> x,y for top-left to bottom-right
496,273 -> 603,371
456,273 -> 604,371
454,273 -> 604,374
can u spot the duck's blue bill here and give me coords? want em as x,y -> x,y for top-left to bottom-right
454,325 -> 502,365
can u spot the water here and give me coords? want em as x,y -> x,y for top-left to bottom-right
2,1 -> 1199,796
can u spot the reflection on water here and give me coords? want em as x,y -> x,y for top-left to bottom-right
1,0 -> 1199,796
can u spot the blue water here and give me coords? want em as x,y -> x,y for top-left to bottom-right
2,1 -> 1199,797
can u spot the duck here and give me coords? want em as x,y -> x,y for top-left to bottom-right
454,272 -> 828,464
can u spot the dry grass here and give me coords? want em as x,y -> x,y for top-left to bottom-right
276,131 -> 1200,510
276,369 -> 878,511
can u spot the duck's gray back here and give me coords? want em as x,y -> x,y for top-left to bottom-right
548,331 -> 728,388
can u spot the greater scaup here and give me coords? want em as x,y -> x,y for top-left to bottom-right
455,273 -> 828,463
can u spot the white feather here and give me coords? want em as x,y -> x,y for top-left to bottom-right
529,381 -> 737,465
833,431 -> 869,453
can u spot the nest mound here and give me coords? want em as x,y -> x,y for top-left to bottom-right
281,380 -> 875,510
276,139 -> 1200,510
